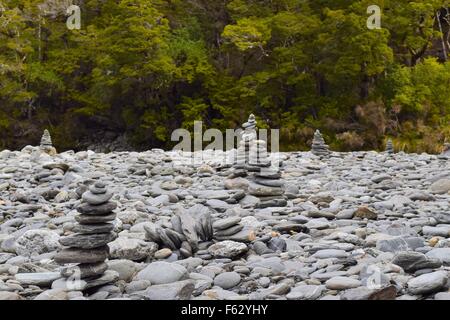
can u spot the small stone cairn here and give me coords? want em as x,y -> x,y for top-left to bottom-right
247,142 -> 287,208
55,182 -> 118,289
311,130 -> 330,157
234,114 -> 287,207
234,114 -> 258,171
39,129 -> 57,156
385,139 -> 394,154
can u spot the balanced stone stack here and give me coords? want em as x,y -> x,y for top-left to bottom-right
39,129 -> 57,156
248,163 -> 287,208
234,114 -> 258,171
311,130 -> 330,157
230,114 -> 287,207
386,139 -> 394,154
55,182 -> 117,287
244,132 -> 286,208
144,204 -> 213,258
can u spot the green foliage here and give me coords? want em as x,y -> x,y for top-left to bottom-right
222,18 -> 272,52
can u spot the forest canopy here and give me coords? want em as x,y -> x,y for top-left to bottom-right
0,0 -> 449,153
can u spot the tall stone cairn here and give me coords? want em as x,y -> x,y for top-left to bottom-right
234,115 -> 287,207
385,139 -> 394,154
311,130 -> 330,157
55,182 -> 117,287
39,129 -> 57,155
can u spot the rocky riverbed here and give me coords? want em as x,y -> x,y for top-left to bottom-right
0,146 -> 449,300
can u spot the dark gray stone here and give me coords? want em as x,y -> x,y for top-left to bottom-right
75,212 -> 117,224
77,202 -> 117,215
392,251 -> 442,273
59,232 -> 117,249
72,223 -> 114,234
61,262 -> 108,279
82,191 -> 113,205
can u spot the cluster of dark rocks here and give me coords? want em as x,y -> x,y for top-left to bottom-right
144,204 -> 213,258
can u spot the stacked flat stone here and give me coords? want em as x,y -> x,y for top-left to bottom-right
242,130 -> 286,207
311,130 -> 330,157
39,129 -> 57,155
55,182 -> 117,285
234,114 -> 258,171
213,217 -> 244,240
34,165 -> 66,184
386,139 -> 394,154
248,162 -> 287,208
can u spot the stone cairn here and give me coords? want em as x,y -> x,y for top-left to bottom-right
39,129 -> 57,155
234,114 -> 258,172
310,129 -> 330,157
55,182 -> 117,288
233,114 -> 286,208
247,141 -> 287,208
385,139 -> 394,154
